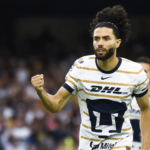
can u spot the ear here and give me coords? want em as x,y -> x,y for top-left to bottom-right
116,39 -> 122,48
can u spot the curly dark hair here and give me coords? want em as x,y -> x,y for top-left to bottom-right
90,5 -> 131,44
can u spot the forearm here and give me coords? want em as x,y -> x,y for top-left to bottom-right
140,107 -> 150,149
31,75 -> 73,113
36,89 -> 59,113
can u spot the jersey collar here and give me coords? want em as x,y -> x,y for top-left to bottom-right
95,57 -> 122,74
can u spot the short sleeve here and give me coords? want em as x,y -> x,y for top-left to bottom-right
133,68 -> 149,97
62,61 -> 79,95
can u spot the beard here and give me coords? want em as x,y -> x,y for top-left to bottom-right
94,47 -> 116,60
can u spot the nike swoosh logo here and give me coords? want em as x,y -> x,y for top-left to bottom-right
101,76 -> 112,80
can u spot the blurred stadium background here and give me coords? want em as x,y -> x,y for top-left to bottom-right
0,0 -> 150,150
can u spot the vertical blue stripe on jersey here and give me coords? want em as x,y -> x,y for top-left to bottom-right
130,119 -> 141,142
62,83 -> 74,93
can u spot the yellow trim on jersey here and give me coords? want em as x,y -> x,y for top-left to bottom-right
121,127 -> 131,131
130,115 -> 140,119
68,73 -> 78,82
84,111 -> 89,116
81,99 -> 130,107
82,124 -> 91,129
78,79 -> 136,87
81,99 -> 129,111
116,68 -> 143,74
111,146 -> 131,149
106,137 -> 123,140
81,99 -> 86,102
81,136 -> 103,142
126,104 -> 130,107
75,61 -> 143,74
84,112 -> 129,119
75,62 -> 99,71
124,115 -> 129,119
82,124 -> 131,132
78,89 -> 132,99
89,57 -> 131,63
78,89 -> 83,92
66,80 -> 77,87
80,146 -> 131,150
81,136 -> 129,143
136,77 -> 148,87
89,57 -> 95,59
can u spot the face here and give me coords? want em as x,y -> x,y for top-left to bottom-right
93,27 -> 121,60
140,62 -> 150,80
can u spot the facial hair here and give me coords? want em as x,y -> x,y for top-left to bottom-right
94,47 -> 116,60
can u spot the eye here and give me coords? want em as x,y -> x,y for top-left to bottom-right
94,37 -> 99,41
105,37 -> 110,40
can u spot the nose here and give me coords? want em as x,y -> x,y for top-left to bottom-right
98,39 -> 104,47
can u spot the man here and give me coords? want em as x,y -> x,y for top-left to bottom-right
31,5 -> 150,150
130,56 -> 150,150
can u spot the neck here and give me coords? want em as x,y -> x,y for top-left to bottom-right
97,54 -> 119,71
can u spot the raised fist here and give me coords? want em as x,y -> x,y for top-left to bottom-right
31,74 -> 44,92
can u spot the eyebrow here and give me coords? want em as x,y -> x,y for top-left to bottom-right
94,35 -> 110,38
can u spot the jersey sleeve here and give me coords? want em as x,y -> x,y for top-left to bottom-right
62,61 -> 79,95
133,67 -> 149,97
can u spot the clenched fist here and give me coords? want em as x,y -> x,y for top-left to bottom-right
31,74 -> 44,92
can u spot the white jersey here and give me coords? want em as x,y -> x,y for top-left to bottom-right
130,96 -> 150,150
63,55 -> 149,150
130,96 -> 150,120
130,97 -> 141,120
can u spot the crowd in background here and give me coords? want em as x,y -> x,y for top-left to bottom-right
0,51 -> 82,150
0,25 -> 150,150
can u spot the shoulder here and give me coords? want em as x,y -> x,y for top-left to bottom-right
75,55 -> 96,67
120,57 -> 143,73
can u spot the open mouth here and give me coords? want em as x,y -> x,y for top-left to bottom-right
97,50 -> 104,52
96,49 -> 106,54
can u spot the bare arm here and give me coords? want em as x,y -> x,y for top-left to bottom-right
136,92 -> 150,150
31,74 -> 74,113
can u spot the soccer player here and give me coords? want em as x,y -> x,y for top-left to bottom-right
130,56 -> 150,150
31,5 -> 150,150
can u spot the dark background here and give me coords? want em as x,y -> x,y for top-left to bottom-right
1,0 -> 150,59
1,0 -> 150,17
